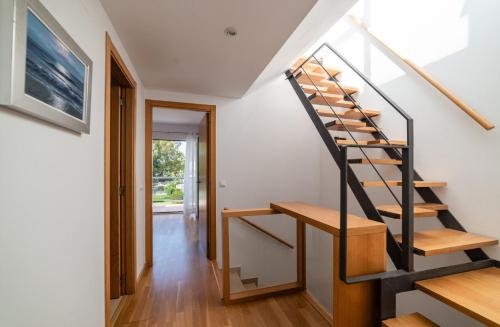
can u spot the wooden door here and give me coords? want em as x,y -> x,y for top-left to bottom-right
109,85 -> 122,299
198,114 -> 208,257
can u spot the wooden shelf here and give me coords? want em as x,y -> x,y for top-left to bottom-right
416,268 -> 500,326
382,313 -> 438,327
270,202 -> 386,236
394,228 -> 498,256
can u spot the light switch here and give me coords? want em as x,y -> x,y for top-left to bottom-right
219,180 -> 227,188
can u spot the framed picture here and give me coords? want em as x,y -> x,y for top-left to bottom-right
0,0 -> 92,133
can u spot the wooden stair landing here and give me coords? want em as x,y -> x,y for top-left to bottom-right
270,202 -> 385,236
416,267 -> 500,326
382,313 -> 438,327
394,228 -> 498,256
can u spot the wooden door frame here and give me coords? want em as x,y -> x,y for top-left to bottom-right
145,100 -> 217,266
104,33 -> 137,327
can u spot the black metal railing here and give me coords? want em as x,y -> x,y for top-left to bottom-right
288,42 -> 415,280
287,42 -> 497,322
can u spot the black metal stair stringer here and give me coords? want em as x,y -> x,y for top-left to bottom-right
286,70 -> 404,269
368,130 -> 490,262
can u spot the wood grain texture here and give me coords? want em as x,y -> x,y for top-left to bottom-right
302,291 -> 333,326
333,231 -> 386,326
109,85 -> 121,299
316,108 -> 380,119
376,204 -> 437,219
335,139 -> 406,146
361,180 -> 447,188
105,33 -> 137,327
382,313 -> 438,327
395,228 -> 498,256
198,114 -> 209,257
416,268 -> 500,326
271,202 -> 386,236
310,94 -> 355,108
115,214 -> 329,327
414,203 -> 448,211
328,125 -> 379,133
349,158 -> 402,165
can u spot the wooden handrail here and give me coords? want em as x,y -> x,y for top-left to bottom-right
223,208 -> 294,249
237,216 -> 294,249
349,15 -> 495,131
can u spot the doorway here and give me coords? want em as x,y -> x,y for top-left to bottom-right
145,100 -> 216,266
104,34 -> 137,327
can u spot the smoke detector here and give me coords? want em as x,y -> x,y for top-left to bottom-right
224,27 -> 237,38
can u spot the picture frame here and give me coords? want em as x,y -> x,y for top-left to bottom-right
0,0 -> 93,133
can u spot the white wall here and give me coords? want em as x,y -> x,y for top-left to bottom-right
305,0 -> 500,324
0,0 -> 145,326
146,74 -> 324,286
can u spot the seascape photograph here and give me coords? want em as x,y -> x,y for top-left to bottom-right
24,10 -> 86,120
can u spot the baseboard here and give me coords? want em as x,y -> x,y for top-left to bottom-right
111,263 -> 148,327
302,290 -> 333,326
210,260 -> 223,299
110,295 -> 129,327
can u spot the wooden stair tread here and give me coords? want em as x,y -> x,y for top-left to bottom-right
317,108 -> 380,119
309,94 -> 355,108
394,228 -> 498,256
416,268 -> 500,326
270,202 -> 386,236
292,61 -> 341,77
349,158 -> 402,165
320,80 -> 358,95
376,204 -> 437,219
336,139 -> 406,146
382,313 -> 438,327
301,81 -> 358,95
361,181 -> 447,188
415,203 -> 448,211
328,119 -> 366,127
328,125 -> 379,133
306,91 -> 343,102
296,71 -> 330,84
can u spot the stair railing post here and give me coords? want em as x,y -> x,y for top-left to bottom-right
401,119 -> 414,271
339,146 -> 348,281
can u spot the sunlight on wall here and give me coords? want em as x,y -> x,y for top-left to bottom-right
308,0 -> 469,85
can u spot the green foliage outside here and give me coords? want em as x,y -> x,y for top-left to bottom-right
153,140 -> 185,178
152,140 -> 185,205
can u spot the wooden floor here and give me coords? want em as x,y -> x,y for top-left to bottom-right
115,214 -> 330,327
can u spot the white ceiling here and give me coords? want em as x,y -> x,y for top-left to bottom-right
100,0 -> 317,98
153,108 -> 206,125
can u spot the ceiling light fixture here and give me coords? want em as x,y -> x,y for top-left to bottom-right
224,27 -> 237,38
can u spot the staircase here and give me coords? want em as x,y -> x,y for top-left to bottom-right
286,44 -> 500,326
229,267 -> 258,292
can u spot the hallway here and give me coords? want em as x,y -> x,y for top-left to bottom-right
114,214 -> 330,326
